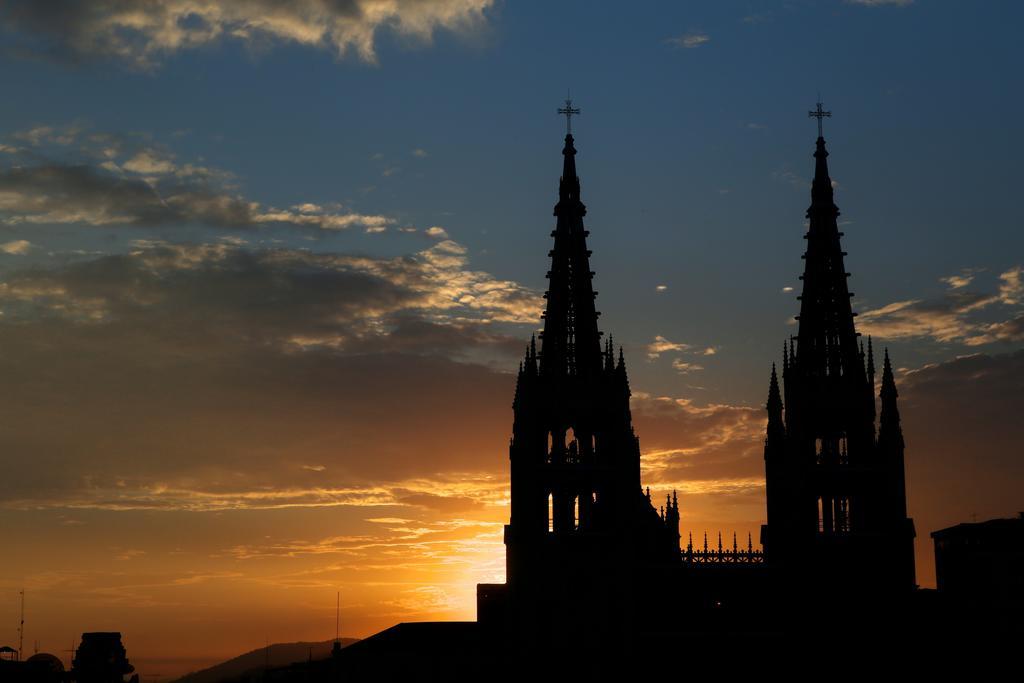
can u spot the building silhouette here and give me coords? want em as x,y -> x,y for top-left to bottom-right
932,513 -> 1024,604
760,127 -> 917,599
479,111 -> 919,630
333,113 -> 1020,679
72,633 -> 137,683
478,130 -> 683,647
0,632 -> 136,683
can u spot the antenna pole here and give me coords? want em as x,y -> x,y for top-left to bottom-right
335,592 -> 339,642
18,589 -> 24,661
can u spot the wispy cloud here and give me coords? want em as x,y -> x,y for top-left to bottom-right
667,32 -> 710,49
646,335 -> 689,359
0,0 -> 496,69
671,359 -> 704,374
0,125 -> 394,232
859,266 -> 1024,345
424,226 -> 449,239
0,239 -> 32,255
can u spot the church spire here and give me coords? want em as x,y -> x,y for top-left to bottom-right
878,349 -> 904,451
539,107 -> 602,379
767,363 -> 783,419
765,363 -> 786,455
794,102 -> 863,393
808,100 -> 835,209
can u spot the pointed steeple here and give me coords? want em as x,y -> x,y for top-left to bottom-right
790,108 -> 874,453
767,363 -> 783,416
797,126 -> 859,380
539,131 -> 602,379
878,349 -> 904,450
555,134 -> 585,217
810,134 -> 836,210
765,364 -> 785,450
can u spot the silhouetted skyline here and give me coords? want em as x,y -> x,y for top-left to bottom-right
1,1 -> 1023,678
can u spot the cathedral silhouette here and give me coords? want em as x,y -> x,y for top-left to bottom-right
475,101 -> 916,643
335,107 -> 1016,680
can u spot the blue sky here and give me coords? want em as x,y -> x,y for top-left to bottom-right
1,1 -> 1022,671
3,0 -> 1021,403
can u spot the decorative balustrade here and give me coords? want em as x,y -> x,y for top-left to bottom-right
681,532 -> 765,564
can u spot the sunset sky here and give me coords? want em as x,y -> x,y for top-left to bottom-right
1,0 -> 1023,677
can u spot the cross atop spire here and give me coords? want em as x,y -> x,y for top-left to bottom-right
808,100 -> 831,138
558,94 -> 580,135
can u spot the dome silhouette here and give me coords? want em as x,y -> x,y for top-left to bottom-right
26,652 -> 64,672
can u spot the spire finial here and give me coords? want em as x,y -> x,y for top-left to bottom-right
558,92 -> 580,135
808,99 -> 831,138
767,363 -> 783,415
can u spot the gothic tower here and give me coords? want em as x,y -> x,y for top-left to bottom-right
761,109 -> 916,599
499,119 -> 680,644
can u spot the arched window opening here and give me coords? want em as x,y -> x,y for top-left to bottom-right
573,496 -> 580,530
548,494 -> 554,533
566,427 -> 578,463
834,497 -> 850,533
817,497 -> 825,533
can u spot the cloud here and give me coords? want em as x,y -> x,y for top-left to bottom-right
424,226 -> 449,239
964,313 -> 1024,346
122,149 -> 177,175
630,392 -> 765,521
0,239 -> 32,254
668,32 -> 710,49
671,359 -> 704,374
772,168 -> 808,190
0,128 -> 394,231
998,266 -> 1023,305
858,266 -> 1024,346
646,334 -> 689,359
940,271 -> 975,290
0,235 -> 546,508
412,149 -> 428,158
0,0 -> 495,69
